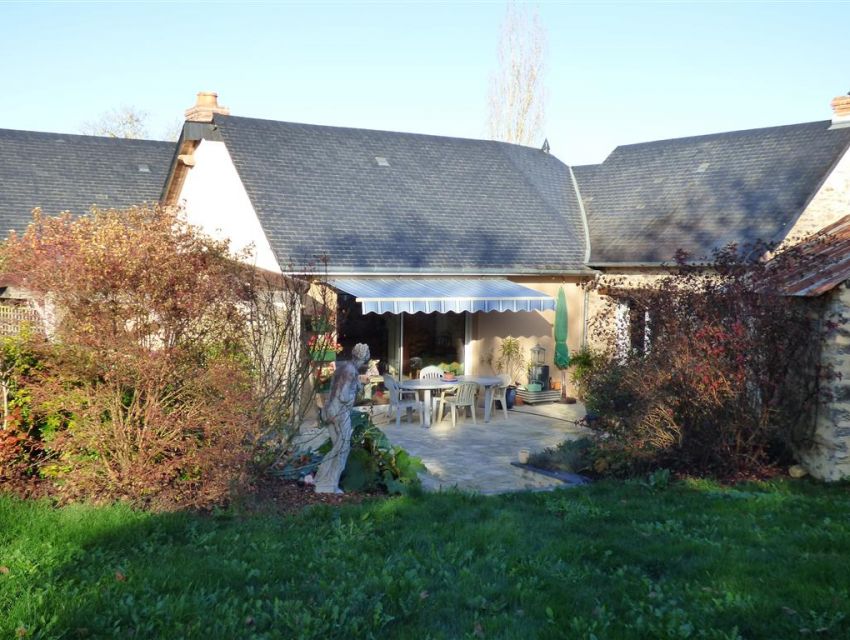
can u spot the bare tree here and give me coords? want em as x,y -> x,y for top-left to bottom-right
160,116 -> 185,143
488,3 -> 547,147
80,106 -> 150,139
244,263 -> 337,470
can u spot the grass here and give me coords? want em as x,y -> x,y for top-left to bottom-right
2,479 -> 850,639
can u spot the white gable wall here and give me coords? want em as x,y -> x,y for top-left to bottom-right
785,145 -> 850,242
176,139 -> 281,273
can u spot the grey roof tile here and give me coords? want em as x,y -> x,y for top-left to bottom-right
213,115 -> 588,273
574,121 -> 850,264
0,128 -> 174,236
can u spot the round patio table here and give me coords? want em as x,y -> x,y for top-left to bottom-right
400,378 -> 455,427
401,375 -> 504,426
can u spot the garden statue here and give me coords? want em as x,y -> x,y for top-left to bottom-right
314,342 -> 370,493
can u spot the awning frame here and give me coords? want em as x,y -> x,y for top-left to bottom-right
331,278 -> 555,315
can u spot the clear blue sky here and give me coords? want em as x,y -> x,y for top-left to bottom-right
1,1 -> 848,165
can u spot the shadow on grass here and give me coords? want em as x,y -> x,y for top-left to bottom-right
2,480 -> 850,639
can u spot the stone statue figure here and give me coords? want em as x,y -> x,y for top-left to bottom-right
314,343 -> 370,494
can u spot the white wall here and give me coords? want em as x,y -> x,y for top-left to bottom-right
176,139 -> 281,273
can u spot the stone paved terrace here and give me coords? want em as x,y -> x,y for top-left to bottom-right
376,402 -> 588,494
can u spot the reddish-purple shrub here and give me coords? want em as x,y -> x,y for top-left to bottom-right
582,243 -> 839,479
1,206 -> 256,508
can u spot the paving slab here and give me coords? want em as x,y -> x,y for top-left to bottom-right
377,402 -> 588,494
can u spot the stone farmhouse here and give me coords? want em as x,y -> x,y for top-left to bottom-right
1,92 -> 850,479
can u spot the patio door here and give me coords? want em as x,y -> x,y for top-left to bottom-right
386,312 -> 467,379
337,298 -> 471,381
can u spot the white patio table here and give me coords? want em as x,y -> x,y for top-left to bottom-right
400,375 -> 504,426
399,378 -> 455,427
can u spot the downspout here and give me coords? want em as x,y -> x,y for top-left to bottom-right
582,288 -> 589,350
568,165 -> 593,348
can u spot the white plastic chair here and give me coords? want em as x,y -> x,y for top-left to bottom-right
383,374 -> 422,426
489,373 -> 511,420
441,382 -> 478,427
419,365 -> 444,380
420,366 -> 457,423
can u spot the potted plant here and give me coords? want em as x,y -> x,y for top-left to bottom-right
497,336 -> 526,409
569,347 -> 598,402
308,334 -> 343,362
315,363 -> 335,393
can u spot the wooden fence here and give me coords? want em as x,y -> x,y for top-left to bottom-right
0,304 -> 42,337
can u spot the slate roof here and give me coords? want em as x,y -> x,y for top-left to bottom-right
574,121 -> 850,264
212,115 -> 589,274
0,128 -> 174,237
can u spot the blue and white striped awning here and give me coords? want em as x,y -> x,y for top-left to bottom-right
331,278 -> 555,315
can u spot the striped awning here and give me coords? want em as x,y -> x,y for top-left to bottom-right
331,278 -> 555,315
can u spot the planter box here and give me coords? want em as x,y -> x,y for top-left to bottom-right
516,389 -> 561,405
310,350 -> 337,362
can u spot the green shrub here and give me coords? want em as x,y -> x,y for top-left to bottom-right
528,437 -> 594,474
0,333 -> 55,493
341,411 -> 424,495
568,347 -> 601,402
340,447 -> 380,492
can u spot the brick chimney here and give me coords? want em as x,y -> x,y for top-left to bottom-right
184,91 -> 230,123
830,92 -> 850,129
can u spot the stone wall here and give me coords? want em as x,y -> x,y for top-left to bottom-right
583,268 -> 677,352
583,269 -> 850,481
800,282 -> 850,480
785,146 -> 850,242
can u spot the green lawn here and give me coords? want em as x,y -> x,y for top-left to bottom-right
2,479 -> 849,639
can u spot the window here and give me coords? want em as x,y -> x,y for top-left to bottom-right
615,298 -> 651,358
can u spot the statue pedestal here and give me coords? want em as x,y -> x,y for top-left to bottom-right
314,483 -> 344,494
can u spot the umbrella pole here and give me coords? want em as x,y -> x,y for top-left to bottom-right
399,311 -> 404,382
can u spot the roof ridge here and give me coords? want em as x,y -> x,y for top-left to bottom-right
0,126 -> 171,145
214,113 -> 548,153
608,120 -> 838,155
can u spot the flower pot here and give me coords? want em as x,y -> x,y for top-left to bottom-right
505,386 -> 517,409
518,448 -> 530,464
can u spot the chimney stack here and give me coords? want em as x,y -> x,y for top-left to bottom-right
184,91 -> 230,123
830,92 -> 850,129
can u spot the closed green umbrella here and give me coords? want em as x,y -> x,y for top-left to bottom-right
554,286 -> 570,370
